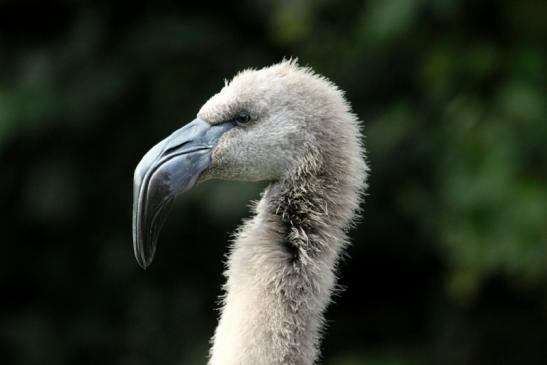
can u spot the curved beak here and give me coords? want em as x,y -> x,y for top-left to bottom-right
132,118 -> 234,269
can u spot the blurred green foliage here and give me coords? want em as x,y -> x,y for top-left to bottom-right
1,0 -> 546,364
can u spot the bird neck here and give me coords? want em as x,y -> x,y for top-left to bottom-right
209,158 -> 359,365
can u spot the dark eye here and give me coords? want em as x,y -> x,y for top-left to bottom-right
234,111 -> 251,125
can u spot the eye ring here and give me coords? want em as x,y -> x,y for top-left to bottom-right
234,111 -> 252,125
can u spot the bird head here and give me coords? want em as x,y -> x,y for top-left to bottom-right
133,60 -> 363,269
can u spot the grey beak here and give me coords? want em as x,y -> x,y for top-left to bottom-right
132,118 -> 235,269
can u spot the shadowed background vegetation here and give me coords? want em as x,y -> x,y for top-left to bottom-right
1,0 -> 546,364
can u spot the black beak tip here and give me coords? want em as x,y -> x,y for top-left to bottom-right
134,239 -> 156,270
136,256 -> 149,270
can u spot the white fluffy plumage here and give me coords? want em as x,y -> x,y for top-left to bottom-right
197,60 -> 368,365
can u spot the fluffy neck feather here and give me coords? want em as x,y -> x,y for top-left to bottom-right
209,141 -> 365,365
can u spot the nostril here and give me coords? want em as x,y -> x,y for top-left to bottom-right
162,140 -> 190,157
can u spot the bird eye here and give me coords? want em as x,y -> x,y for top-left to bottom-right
234,111 -> 251,125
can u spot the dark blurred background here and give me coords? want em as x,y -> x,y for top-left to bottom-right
1,0 -> 546,364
